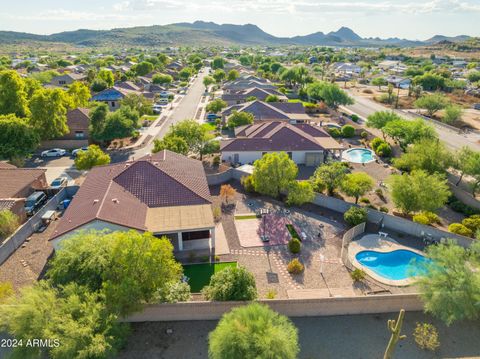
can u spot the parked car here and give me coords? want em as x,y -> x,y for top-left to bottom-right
50,177 -> 68,189
474,103 -> 480,111
24,191 -> 47,216
158,98 -> 169,104
152,104 -> 163,114
206,113 -> 220,122
41,148 -> 66,157
71,146 -> 89,157
159,91 -> 173,98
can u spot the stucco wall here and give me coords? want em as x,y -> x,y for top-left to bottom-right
124,294 -> 423,322
221,151 -> 322,166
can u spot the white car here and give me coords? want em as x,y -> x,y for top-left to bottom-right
72,146 -> 89,157
41,148 -> 66,157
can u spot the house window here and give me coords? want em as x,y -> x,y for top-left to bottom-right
287,152 -> 292,159
111,101 -> 115,107
59,80 -> 66,85
75,131 -> 85,139
182,230 -> 210,241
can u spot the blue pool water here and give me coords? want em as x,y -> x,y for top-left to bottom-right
344,148 -> 375,163
355,250 -> 429,281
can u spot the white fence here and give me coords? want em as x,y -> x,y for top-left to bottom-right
0,186 -> 79,265
124,294 -> 423,322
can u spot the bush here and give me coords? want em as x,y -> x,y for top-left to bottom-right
413,322 -> 440,351
371,137 -> 384,151
376,142 -> 392,157
360,131 -> 368,139
266,289 -> 277,299
213,206 -> 221,222
341,125 -> 355,138
328,128 -> 341,138
288,238 -> 301,254
448,223 -> 473,237
461,214 -> 480,233
157,281 -> 191,303
241,175 -> 255,193
287,259 -> 304,274
350,268 -> 366,282
379,206 -> 389,213
413,214 -> 431,225
350,114 -> 360,122
0,210 -> 19,239
202,266 -> 257,301
359,197 -> 370,204
212,155 -> 220,166
344,207 -> 367,226
375,188 -> 383,196
423,211 -> 440,224
448,198 -> 479,216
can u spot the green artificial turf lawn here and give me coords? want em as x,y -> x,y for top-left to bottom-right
234,214 -> 259,220
183,261 -> 237,293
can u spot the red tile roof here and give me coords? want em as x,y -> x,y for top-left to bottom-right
51,150 -> 212,239
0,168 -> 46,198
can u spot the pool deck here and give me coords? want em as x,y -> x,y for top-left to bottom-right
348,234 -> 426,287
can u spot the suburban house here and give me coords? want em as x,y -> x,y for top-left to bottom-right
50,73 -> 87,87
222,100 -> 311,124
223,79 -> 277,93
332,62 -> 362,76
220,121 -> 342,166
91,86 -> 133,111
41,108 -> 90,150
221,87 -> 288,105
50,151 -> 216,254
377,60 -> 408,74
0,165 -> 48,223
385,76 -> 412,89
166,61 -> 184,71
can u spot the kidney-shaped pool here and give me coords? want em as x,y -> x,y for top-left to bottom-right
355,249 -> 429,281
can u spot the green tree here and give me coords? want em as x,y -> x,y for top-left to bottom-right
413,72 -> 445,91
203,75 -> 215,88
152,73 -> 173,86
311,162 -> 348,196
0,70 -> 30,117
179,67 -> 194,81
0,282 -> 129,359
134,61 -> 154,76
417,240 -> 480,325
286,181 -> 315,206
212,56 -> 225,70
67,81 -> 91,108
344,206 -> 368,226
90,78 -> 108,92
212,69 -> 226,83
208,303 -> 299,359
29,88 -> 73,140
340,172 -> 374,204
252,152 -> 298,198
89,103 -> 109,142
167,119 -> 209,156
265,94 -> 279,102
227,69 -> 239,81
100,109 -> 137,142
383,118 -> 437,151
388,170 -> 450,215
467,71 -> 480,83
306,81 -> 353,109
442,104 -> 463,124
153,135 -> 189,155
393,139 -> 453,174
414,93 -> 449,117
202,266 -> 257,301
0,210 -> 19,239
366,111 -> 402,139
74,145 -> 111,170
0,114 -> 39,160
227,111 -> 254,129
206,99 -> 227,113
0,282 -> 13,303
121,93 -> 153,116
453,147 -> 480,187
97,69 -> 114,87
372,77 -> 387,90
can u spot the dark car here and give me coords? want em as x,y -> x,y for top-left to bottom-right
24,191 -> 47,216
206,113 -> 220,122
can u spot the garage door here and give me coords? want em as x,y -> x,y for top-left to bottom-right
305,152 -> 322,166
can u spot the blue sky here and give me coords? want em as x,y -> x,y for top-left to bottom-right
1,0 -> 479,39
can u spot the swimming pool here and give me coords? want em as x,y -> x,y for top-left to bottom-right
343,148 -> 375,164
355,249 -> 429,281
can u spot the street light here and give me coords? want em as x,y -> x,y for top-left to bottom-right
260,208 -> 269,242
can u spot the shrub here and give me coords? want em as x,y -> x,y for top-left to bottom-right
365,204 -> 377,210
266,289 -> 277,299
350,268 -> 366,282
379,206 -> 389,213
287,259 -> 304,274
350,114 -> 360,122
288,238 -> 301,254
0,281 -> 14,303
341,125 -> 355,138
344,207 -> 367,226
413,323 -> 440,351
0,210 -> 19,239
413,214 -> 430,225
448,223 -> 473,237
375,142 -> 392,157
371,137 -> 384,151
448,198 -> 479,216
375,188 -> 384,198
461,214 -> 480,233
423,211 -> 440,224
360,131 -> 368,139
359,197 -> 370,204
212,155 -> 220,166
328,128 -> 341,138
202,266 -> 257,301
241,175 -> 255,193
158,281 -> 191,303
213,206 -> 221,222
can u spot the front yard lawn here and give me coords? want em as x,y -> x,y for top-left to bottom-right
183,261 -> 237,293
234,214 -> 259,220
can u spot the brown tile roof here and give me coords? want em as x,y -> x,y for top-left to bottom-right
0,168 -> 46,198
66,108 -> 90,132
51,150 -> 212,239
222,100 -> 310,122
0,162 -> 16,169
221,122 -> 333,152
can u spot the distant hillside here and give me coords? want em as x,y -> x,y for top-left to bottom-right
0,22 -> 472,48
